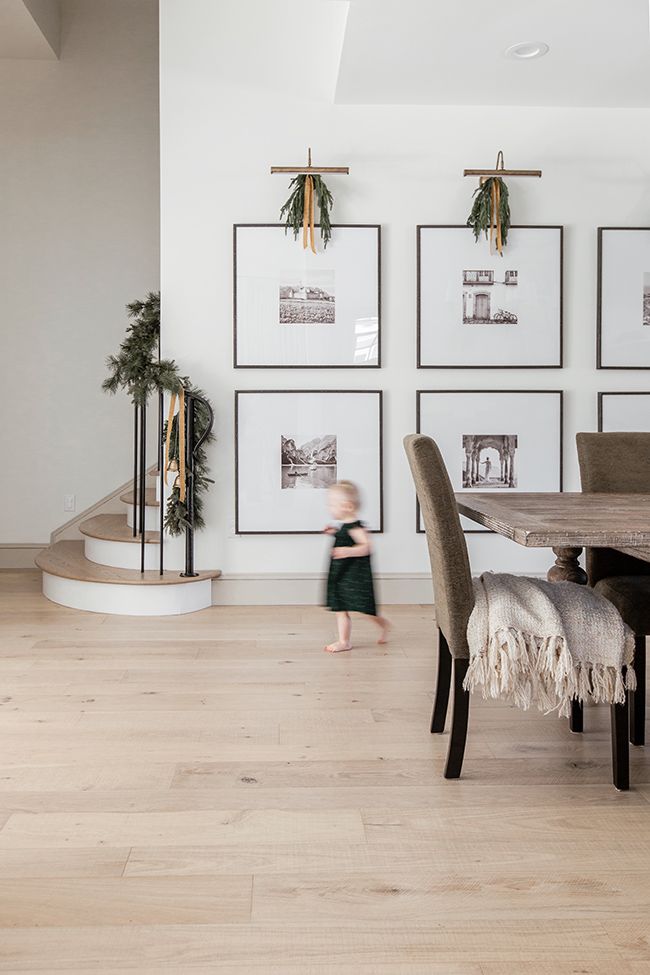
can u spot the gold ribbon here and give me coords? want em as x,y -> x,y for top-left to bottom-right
164,393 -> 177,486
302,175 -> 316,253
163,388 -> 187,503
178,388 -> 186,503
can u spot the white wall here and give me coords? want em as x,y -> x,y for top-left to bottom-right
160,0 -> 650,600
0,0 -> 159,545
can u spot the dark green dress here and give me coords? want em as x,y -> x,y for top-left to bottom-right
325,520 -> 377,616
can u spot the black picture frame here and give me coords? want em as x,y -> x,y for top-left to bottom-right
415,389 -> 564,534
597,227 -> 650,370
233,224 -> 382,369
235,389 -> 384,535
417,225 -> 564,369
598,390 -> 650,430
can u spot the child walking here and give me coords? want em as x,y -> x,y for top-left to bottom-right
323,480 -> 389,653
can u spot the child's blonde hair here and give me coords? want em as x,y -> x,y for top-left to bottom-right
331,480 -> 361,508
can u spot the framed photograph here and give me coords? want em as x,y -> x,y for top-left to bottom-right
598,228 -> 650,369
598,391 -> 650,431
233,224 -> 381,368
417,225 -> 563,368
235,390 -> 383,534
416,390 -> 563,533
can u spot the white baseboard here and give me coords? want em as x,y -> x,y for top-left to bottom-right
0,544 -> 46,569
211,573 -> 434,606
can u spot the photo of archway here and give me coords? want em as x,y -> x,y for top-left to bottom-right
462,434 -> 518,488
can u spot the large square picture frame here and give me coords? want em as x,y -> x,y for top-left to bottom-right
598,227 -> 650,369
233,224 -> 381,369
235,390 -> 383,534
416,389 -> 564,534
417,225 -> 563,369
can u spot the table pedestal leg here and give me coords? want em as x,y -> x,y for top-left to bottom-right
547,547 -> 587,732
547,547 -> 588,586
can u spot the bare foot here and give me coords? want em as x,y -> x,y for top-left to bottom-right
376,617 -> 391,645
324,641 -> 352,653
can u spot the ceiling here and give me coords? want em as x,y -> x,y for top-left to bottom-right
0,0 -> 59,59
334,0 -> 650,105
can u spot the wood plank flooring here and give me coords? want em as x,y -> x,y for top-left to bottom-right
0,569 -> 649,973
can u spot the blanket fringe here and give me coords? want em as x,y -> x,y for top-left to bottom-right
463,627 -> 636,718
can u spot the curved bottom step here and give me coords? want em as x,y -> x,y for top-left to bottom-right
42,572 -> 214,616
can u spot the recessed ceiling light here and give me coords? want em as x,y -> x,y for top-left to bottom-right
504,41 -> 550,60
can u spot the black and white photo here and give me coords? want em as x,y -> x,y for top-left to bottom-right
418,226 -> 562,368
236,391 -> 383,533
417,391 -> 562,532
234,225 -> 380,367
462,269 -> 518,325
279,271 -> 335,325
280,434 -> 337,488
462,434 -> 518,488
598,228 -> 650,368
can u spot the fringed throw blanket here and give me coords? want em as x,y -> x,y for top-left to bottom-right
465,573 -> 636,718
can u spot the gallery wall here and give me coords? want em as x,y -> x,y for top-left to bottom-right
0,0 -> 160,549
160,0 -> 650,603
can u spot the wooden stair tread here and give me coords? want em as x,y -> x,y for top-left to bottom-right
79,514 -> 159,545
120,488 -> 160,507
36,541 -> 221,586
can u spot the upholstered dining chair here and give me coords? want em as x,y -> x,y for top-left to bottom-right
577,432 -> 650,747
404,433 -> 630,788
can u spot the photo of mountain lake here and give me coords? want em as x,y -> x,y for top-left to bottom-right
280,434 -> 337,489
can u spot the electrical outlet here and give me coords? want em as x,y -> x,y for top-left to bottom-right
63,494 -> 76,513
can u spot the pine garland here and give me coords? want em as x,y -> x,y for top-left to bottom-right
102,292 -> 182,404
103,292 -> 215,538
467,176 -> 511,254
280,174 -> 334,249
163,384 -> 215,537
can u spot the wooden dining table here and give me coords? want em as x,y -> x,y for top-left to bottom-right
455,491 -> 650,733
455,491 -> 650,584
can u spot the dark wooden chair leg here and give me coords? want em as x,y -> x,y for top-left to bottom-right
569,699 -> 583,733
431,628 -> 452,733
611,691 -> 630,791
444,658 -> 470,780
630,633 -> 646,746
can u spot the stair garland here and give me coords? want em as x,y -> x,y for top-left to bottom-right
103,292 -> 214,538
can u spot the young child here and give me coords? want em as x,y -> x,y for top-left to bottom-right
323,480 -> 389,653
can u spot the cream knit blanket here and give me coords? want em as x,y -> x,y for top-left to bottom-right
464,572 -> 636,718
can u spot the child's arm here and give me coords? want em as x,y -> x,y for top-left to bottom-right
332,525 -> 372,559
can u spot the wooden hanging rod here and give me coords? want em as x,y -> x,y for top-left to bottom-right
463,151 -> 541,179
271,147 -> 349,176
464,168 -> 542,178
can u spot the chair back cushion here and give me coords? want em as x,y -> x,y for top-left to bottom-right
404,434 -> 473,658
576,431 -> 650,583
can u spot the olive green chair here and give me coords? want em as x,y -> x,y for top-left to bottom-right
405,432 -> 630,789
577,431 -> 650,746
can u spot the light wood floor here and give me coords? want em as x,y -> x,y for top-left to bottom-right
1,570 -> 649,974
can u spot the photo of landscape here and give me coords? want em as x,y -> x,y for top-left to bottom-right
280,434 -> 337,489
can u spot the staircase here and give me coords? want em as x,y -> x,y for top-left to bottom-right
36,468 -> 221,616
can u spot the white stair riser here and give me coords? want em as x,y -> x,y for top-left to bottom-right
83,533 -> 187,572
125,502 -> 161,532
41,573 -> 213,616
84,536 -> 160,571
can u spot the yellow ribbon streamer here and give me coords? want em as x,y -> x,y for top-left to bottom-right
302,175 -> 316,253
178,388 -> 186,503
164,393 -> 177,486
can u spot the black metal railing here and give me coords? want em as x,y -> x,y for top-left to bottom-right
132,388 -> 214,578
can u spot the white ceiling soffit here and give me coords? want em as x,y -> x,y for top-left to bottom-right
334,0 -> 650,106
0,0 -> 60,60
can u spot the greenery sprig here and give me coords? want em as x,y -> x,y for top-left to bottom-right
467,176 -> 511,254
280,174 -> 334,249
